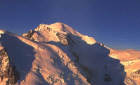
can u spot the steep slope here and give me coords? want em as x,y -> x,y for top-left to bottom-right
110,49 -> 140,85
0,29 -> 90,85
22,22 -> 126,85
0,22 -> 139,85
0,45 -> 19,85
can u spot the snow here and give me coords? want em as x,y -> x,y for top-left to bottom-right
0,27 -> 90,85
0,22 -> 139,85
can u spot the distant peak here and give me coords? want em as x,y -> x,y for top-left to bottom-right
22,22 -> 97,45
34,22 -> 65,33
50,22 -> 64,25
39,22 -> 64,26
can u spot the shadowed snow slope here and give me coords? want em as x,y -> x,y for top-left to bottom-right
0,22 -> 139,85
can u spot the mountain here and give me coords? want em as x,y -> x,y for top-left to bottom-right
0,22 -> 139,85
110,49 -> 140,85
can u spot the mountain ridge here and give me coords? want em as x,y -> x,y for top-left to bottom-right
0,22 -> 139,85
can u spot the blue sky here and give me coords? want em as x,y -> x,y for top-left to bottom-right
0,0 -> 140,50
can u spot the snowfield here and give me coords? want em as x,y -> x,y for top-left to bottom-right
0,22 -> 139,85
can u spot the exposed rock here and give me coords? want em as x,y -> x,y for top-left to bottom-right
0,48 -> 19,85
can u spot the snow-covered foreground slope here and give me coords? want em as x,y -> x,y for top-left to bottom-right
110,49 -> 140,85
0,22 -> 139,85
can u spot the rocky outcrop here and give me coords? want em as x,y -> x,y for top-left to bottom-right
0,48 -> 19,85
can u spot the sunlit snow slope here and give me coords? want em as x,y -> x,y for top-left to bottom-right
0,22 -> 139,85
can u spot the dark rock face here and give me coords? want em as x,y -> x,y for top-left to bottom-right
56,33 -> 68,45
0,49 -> 19,85
22,30 -> 36,41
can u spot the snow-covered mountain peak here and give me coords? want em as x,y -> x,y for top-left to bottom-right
23,22 -> 96,45
0,22 -> 139,85
34,22 -> 78,34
